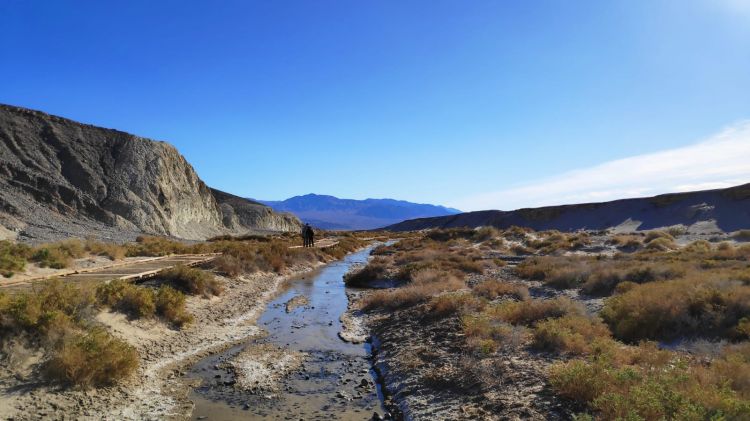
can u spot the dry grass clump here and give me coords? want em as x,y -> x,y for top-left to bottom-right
44,327 -> 138,388
96,280 -> 193,327
732,230 -> 750,242
0,240 -> 31,277
359,270 -> 464,311
532,315 -> 611,355
528,231 -> 591,254
644,236 -> 677,251
0,280 -> 138,388
155,286 -> 193,327
517,255 -> 685,295
461,313 -> 529,354
684,239 -> 712,253
344,260 -> 389,286
601,277 -> 750,342
472,279 -> 529,301
428,292 -> 485,318
488,297 -> 584,326
606,234 -> 643,251
159,265 -> 223,297
84,239 -> 126,260
549,342 -> 750,420
126,236 -> 196,256
644,230 -> 675,243
32,239 -> 86,269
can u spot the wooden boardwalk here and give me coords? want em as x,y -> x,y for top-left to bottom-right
1,254 -> 219,290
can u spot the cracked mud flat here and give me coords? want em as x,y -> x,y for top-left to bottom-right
187,246 -> 390,421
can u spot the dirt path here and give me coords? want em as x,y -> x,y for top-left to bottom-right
288,237 -> 339,249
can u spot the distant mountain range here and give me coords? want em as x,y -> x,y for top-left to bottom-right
258,194 -> 461,230
385,183 -> 750,234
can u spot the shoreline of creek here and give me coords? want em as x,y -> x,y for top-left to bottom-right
186,245 -> 395,421
0,261 -> 327,420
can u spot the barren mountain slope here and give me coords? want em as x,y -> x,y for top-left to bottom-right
0,104 -> 300,242
386,183 -> 750,233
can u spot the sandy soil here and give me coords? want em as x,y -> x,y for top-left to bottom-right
0,262 -> 325,421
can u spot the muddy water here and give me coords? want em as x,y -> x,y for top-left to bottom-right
188,247 -> 386,420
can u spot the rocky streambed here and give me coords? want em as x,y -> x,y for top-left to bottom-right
187,246 -> 392,420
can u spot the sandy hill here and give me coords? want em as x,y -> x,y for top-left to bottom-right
386,184 -> 750,234
0,104 -> 300,242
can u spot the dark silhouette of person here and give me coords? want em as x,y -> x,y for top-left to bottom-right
308,224 -> 315,247
301,224 -> 309,247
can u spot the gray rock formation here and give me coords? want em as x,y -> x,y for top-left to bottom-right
0,104 -> 300,242
386,183 -> 750,234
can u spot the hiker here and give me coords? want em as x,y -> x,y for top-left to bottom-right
301,224 -> 309,247
305,223 -> 315,247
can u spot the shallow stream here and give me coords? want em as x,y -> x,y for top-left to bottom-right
188,247 -> 387,420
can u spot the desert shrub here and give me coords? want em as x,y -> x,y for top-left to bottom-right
32,240 -> 86,269
488,297 -> 583,326
532,315 -> 611,355
613,280 -> 638,294
644,236 -> 677,251
84,239 -> 126,260
644,230 -> 675,243
510,244 -> 534,256
126,236 -> 196,257
211,254 -> 243,277
96,280 -> 155,319
360,271 -> 464,311
607,234 -> 643,251
549,345 -> 750,420
472,279 -> 529,301
160,265 -> 223,297
44,327 -> 138,388
666,225 -> 687,237
425,227 -> 483,242
0,280 -> 96,335
684,239 -> 712,253
344,261 -> 388,286
428,292 -> 485,317
732,230 -> 750,242
0,240 -> 31,277
461,315 -> 524,354
155,286 -> 193,327
601,278 -> 750,342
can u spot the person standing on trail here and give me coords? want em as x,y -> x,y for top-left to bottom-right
306,223 -> 315,247
301,224 -> 309,247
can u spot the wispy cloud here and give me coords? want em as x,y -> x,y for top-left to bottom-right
451,121 -> 750,212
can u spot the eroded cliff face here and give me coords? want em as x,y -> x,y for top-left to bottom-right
0,104 -> 300,241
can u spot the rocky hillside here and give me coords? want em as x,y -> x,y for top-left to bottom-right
0,104 -> 300,242
259,194 -> 460,230
386,183 -> 750,234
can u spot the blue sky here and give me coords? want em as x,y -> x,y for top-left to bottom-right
2,1 -> 749,211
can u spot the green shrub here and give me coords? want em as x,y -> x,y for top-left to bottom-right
0,240 -> 31,277
44,327 -> 138,388
601,278 -> 750,342
472,279 -> 529,300
160,265 -> 223,297
155,286 -> 193,327
532,315 -> 611,355
487,297 -> 583,326
344,261 -> 388,286
428,292 -> 485,317
96,280 -> 155,319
